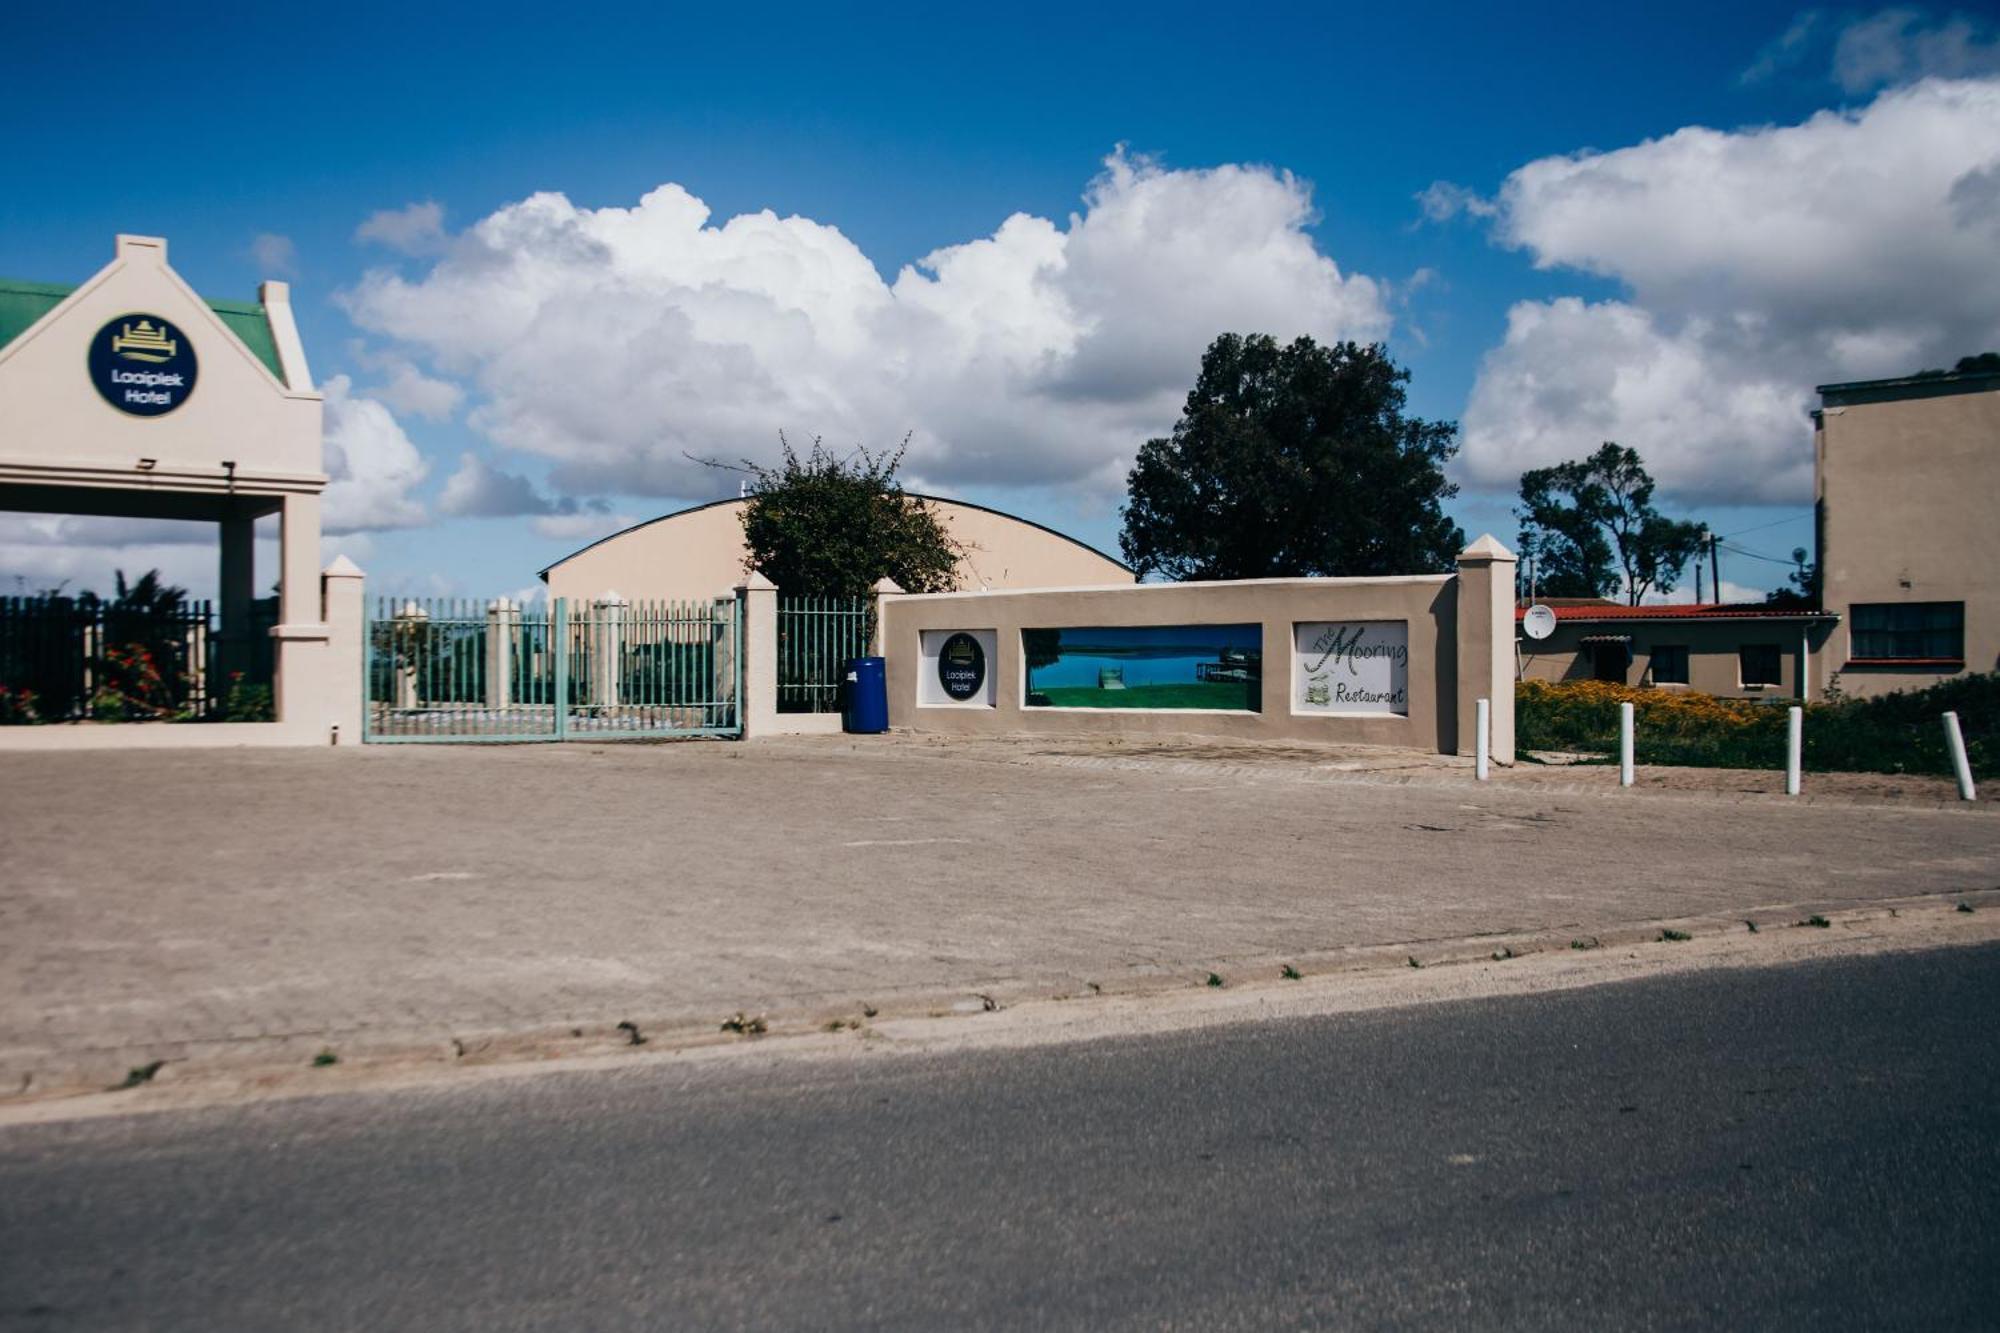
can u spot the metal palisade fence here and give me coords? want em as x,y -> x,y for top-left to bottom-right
777,595 -> 874,713
365,595 -> 741,741
0,594 -> 270,721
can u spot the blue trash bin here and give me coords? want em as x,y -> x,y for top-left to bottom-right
843,656 -> 888,734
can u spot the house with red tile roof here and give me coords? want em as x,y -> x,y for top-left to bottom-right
1516,599 -> 1839,700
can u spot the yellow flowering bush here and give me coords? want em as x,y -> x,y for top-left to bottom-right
1517,674 -> 1996,775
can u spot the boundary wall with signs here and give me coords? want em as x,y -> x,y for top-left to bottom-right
877,536 -> 1516,761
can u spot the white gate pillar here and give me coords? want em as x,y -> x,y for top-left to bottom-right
485,597 -> 519,710
736,572 -> 778,737
392,602 -> 429,710
592,593 -> 627,711
1455,535 -> 1517,764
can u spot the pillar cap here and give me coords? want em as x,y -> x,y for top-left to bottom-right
872,576 -> 905,595
737,571 -> 778,592
322,555 -> 365,579
1457,533 -> 1517,564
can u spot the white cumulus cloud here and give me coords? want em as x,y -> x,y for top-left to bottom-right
371,360 -> 463,422
338,150 -> 1391,501
355,201 -> 448,256
1833,8 -> 2000,92
1459,77 -> 2000,502
320,375 -> 431,534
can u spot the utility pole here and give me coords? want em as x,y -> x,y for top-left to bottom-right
1709,532 -> 1722,605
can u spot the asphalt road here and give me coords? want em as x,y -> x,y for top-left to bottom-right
4,946 -> 1997,1331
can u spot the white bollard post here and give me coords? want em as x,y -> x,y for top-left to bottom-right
1786,705 -> 1803,797
1943,711 -> 1977,801
1476,697 -> 1491,781
1618,702 -> 1635,787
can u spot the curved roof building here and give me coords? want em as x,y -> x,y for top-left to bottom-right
540,495 -> 1134,602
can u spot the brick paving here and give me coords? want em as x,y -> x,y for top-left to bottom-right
3,737 -> 1996,1095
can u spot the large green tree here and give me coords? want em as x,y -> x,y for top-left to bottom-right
1118,335 -> 1465,580
730,434 -> 962,597
1515,443 -> 1707,605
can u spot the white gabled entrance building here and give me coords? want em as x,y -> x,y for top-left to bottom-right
0,234 -> 362,745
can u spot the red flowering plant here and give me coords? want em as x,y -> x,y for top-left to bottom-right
0,683 -> 40,725
89,642 -> 183,720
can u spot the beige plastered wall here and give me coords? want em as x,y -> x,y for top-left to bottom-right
1519,620 -> 1837,700
545,497 -> 1133,603
881,546 -> 1516,760
1817,382 -> 2000,697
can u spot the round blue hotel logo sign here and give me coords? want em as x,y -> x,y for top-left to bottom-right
938,632 -> 986,701
88,313 -> 198,416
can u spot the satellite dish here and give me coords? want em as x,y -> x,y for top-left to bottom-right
1523,604 -> 1557,641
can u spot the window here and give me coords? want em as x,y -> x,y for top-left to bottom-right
1850,602 -> 1964,661
1589,641 -> 1628,684
1739,644 -> 1783,688
1022,624 -> 1262,711
1650,644 -> 1689,686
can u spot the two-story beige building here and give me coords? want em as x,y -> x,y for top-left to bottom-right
1815,367 -> 2000,697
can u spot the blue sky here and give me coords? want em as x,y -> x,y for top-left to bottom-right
5,2 -> 1998,600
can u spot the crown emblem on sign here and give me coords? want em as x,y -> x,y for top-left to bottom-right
111,319 -> 178,363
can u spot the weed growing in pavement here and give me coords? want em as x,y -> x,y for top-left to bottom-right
1570,938 -> 1599,950
1660,929 -> 1692,942
617,1020 -> 647,1046
115,1060 -> 165,1090
1086,982 -> 1102,995
721,1012 -> 768,1035
1408,956 -> 1423,969
1959,902 -> 1976,913
1281,964 -> 1302,980
1801,915 -> 1832,929
862,1003 -> 880,1017
1206,972 -> 1225,988
312,1050 -> 338,1067
1745,920 -> 1759,933
1492,946 -> 1516,961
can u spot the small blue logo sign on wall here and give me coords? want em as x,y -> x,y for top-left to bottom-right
938,632 -> 987,701
88,314 -> 198,416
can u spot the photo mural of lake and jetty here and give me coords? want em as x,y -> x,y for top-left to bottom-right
1023,625 -> 1262,711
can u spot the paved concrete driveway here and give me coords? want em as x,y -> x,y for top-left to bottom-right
4,737 -> 1996,1094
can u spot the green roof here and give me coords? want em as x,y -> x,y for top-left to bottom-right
0,278 -> 284,381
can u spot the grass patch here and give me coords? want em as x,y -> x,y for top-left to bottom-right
1280,964 -> 1302,980
720,1012 -> 768,1035
1660,928 -> 1693,942
1516,673 -> 1997,774
1205,972 -> 1225,988
1800,915 -> 1832,929
1032,682 -> 1258,711
311,1050 -> 338,1068
114,1060 -> 165,1090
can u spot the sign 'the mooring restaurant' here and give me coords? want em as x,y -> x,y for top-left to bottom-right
1293,621 -> 1409,715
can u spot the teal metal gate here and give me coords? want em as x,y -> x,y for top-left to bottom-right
364,596 -> 741,742
776,595 -> 873,714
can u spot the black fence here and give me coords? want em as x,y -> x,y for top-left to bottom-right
0,596 -> 276,722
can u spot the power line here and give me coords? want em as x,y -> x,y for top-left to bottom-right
1719,541 -> 1804,567
1717,510 -> 1813,540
